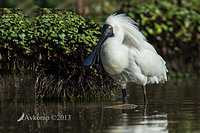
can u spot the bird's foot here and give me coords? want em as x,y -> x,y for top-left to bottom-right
121,104 -> 137,109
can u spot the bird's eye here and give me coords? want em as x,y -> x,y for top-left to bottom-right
108,26 -> 112,29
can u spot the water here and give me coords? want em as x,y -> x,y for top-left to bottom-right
0,74 -> 200,133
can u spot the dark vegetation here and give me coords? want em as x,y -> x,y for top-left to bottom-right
34,9 -> 119,101
0,8 -> 120,101
0,8 -> 34,73
0,0 -> 199,100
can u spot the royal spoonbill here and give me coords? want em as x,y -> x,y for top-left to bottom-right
82,14 -> 168,104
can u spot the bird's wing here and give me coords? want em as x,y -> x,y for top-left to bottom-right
123,34 -> 157,53
133,48 -> 168,81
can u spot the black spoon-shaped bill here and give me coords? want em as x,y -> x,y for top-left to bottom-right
82,25 -> 113,67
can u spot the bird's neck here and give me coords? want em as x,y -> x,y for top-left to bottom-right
101,36 -> 122,61
100,37 -> 128,74
101,31 -> 124,54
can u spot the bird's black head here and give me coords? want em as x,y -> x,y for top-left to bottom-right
102,24 -> 114,37
82,24 -> 114,67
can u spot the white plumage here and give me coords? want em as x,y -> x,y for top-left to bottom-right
101,14 -> 167,85
83,13 -> 168,104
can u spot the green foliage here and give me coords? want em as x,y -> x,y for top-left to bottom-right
0,8 -> 101,61
34,8 -> 101,59
0,8 -> 33,58
123,0 -> 200,49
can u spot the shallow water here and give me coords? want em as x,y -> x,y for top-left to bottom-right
0,74 -> 200,133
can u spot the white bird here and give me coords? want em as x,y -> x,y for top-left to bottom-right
83,14 -> 168,104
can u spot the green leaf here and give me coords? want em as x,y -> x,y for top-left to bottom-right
10,32 -> 18,38
169,27 -> 173,32
59,33 -> 66,40
50,33 -> 57,38
87,48 -> 92,52
9,48 -> 13,50
161,24 -> 168,31
198,26 -> 200,32
146,27 -> 154,35
70,40 -> 76,43
31,40 -> 36,43
5,23 -> 11,26
156,36 -> 162,41
59,41 -> 64,45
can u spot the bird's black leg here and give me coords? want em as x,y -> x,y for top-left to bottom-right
142,85 -> 148,104
122,88 -> 128,104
